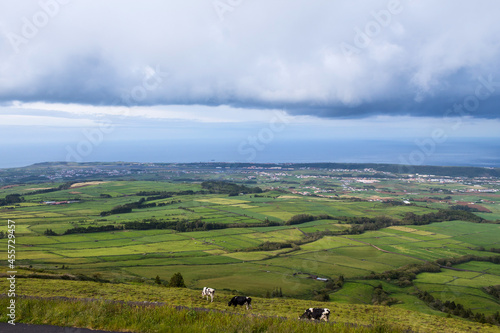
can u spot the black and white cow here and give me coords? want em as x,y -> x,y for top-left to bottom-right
201,287 -> 215,302
228,296 -> 252,309
299,308 -> 330,321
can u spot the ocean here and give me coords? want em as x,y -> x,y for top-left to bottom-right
0,138 -> 499,169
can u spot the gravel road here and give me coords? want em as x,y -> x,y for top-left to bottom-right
0,322 -> 127,333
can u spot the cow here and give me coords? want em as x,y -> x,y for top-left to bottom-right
228,296 -> 252,309
201,287 -> 215,302
299,308 -> 330,322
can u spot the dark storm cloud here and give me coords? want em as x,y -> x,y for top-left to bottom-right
1,0 -> 500,118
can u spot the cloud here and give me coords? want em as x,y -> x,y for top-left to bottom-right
0,113 -> 97,127
14,102 -> 293,123
1,0 -> 500,119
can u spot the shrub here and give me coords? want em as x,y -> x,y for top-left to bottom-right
168,272 -> 186,288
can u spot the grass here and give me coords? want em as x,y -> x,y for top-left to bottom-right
5,218 -> 500,302
331,281 -> 374,304
2,177 -> 500,330
414,266 -> 500,315
0,297 -> 401,333
0,280 -> 497,333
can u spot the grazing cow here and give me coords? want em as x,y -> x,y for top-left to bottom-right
228,296 -> 252,309
201,287 -> 215,302
299,308 -> 330,321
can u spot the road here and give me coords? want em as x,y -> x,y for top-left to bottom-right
0,323 -> 126,333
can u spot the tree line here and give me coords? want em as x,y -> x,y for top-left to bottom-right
366,262 -> 441,287
366,254 -> 500,326
136,190 -> 197,199
367,254 -> 500,287
99,198 -> 157,216
283,209 -> 486,235
415,288 -> 500,326
1,181 -> 78,206
22,182 -> 76,196
58,208 -> 488,239
98,181 -> 264,217
60,216 -> 283,236
0,194 -> 24,206
436,254 -> 500,266
483,285 -> 500,300
201,180 -> 263,195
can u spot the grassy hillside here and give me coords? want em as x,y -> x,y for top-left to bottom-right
0,279 -> 497,332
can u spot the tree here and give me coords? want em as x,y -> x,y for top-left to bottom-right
155,275 -> 162,285
313,292 -> 330,302
271,287 -> 283,298
44,229 -> 58,236
168,272 -> 186,288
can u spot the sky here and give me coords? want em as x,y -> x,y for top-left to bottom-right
1,0 -> 499,168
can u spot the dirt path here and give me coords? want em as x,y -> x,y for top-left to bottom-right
0,322 -> 125,333
295,227 -> 308,235
1,294 -> 282,319
0,295 -> 377,331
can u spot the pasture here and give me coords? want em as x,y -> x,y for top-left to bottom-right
0,279 -> 496,333
1,172 -> 499,328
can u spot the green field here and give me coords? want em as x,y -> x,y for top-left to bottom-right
1,163 -> 499,330
0,279 -> 497,333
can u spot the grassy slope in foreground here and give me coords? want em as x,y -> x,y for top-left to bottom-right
1,279 -> 498,333
1,298 -> 394,333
